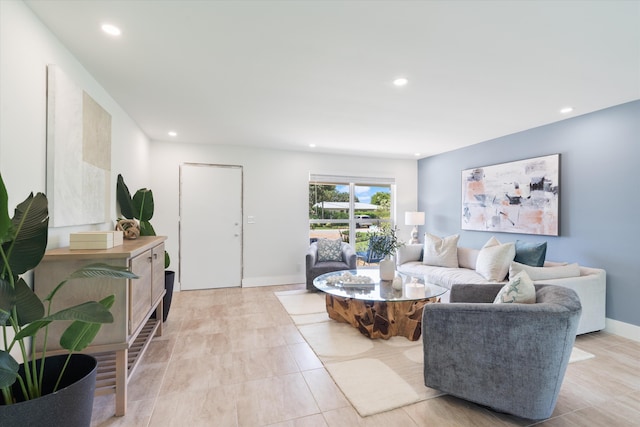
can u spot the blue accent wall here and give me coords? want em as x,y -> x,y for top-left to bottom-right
418,100 -> 640,327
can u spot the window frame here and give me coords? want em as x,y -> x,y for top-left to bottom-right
309,174 -> 396,247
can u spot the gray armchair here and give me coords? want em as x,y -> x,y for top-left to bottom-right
422,284 -> 581,420
306,242 -> 357,291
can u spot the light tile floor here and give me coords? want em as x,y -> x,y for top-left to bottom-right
91,284 -> 640,427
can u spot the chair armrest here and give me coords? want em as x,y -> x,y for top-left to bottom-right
449,283 -> 504,303
341,243 -> 357,269
306,243 -> 318,270
427,285 -> 581,336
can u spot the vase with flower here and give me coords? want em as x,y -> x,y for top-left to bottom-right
369,224 -> 405,281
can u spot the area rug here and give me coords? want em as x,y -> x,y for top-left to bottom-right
274,290 -> 594,417
275,289 -> 442,416
569,346 -> 595,363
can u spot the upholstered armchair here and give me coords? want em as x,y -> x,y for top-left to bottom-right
422,283 -> 582,420
306,241 -> 357,291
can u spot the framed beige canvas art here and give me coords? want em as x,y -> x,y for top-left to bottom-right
46,64 -> 111,227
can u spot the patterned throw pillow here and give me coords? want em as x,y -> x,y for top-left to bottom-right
493,270 -> 536,304
317,238 -> 343,262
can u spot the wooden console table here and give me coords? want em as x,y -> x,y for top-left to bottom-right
34,236 -> 167,416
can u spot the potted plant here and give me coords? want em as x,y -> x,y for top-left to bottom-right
116,174 -> 174,321
0,173 -> 138,425
369,224 -> 405,281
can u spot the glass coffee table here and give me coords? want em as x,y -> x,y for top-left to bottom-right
313,269 -> 448,341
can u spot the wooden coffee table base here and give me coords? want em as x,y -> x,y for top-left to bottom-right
325,294 -> 439,341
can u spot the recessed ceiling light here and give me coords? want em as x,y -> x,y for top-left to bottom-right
101,24 -> 121,36
414,153 -> 421,157
393,77 -> 408,87
309,144 -> 316,148
168,131 -> 177,137
560,107 -> 574,114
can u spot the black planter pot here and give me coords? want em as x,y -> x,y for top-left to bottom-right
0,353 -> 98,427
163,270 -> 176,322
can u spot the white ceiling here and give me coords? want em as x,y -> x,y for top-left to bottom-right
25,0 -> 640,159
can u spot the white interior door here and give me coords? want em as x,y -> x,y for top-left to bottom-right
180,163 -> 242,290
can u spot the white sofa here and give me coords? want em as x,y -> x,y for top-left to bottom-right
396,243 -> 606,335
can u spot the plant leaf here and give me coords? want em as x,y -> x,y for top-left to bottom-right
164,251 -> 170,269
132,189 -> 154,222
14,319 -> 51,340
139,220 -> 156,237
46,301 -> 114,323
14,277 -> 44,326
0,276 -> 15,325
65,263 -> 139,280
0,350 -> 19,389
0,174 -> 12,244
0,308 -> 9,327
44,263 -> 138,303
116,174 -> 135,219
1,191 -> 48,276
60,295 -> 115,352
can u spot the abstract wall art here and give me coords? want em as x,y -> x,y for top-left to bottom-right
46,64 -> 111,227
461,154 -> 560,236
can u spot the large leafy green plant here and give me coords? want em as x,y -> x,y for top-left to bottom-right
0,173 -> 138,405
116,174 -> 170,268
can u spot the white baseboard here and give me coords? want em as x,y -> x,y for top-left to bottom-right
242,274 -> 304,288
605,318 -> 640,342
174,275 -> 304,291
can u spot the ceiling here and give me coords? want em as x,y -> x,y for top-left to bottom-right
24,0 -> 640,159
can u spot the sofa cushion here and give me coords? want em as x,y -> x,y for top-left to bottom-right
544,261 -> 569,267
476,237 -> 515,282
493,270 -> 536,304
317,238 -> 342,262
423,233 -> 459,268
396,244 -> 423,265
426,267 -> 491,288
397,262 -> 491,288
457,247 -> 480,270
514,240 -> 547,267
510,261 -> 581,281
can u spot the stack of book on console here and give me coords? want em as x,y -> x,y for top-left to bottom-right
70,231 -> 124,250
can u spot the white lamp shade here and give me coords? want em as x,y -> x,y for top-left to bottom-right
405,211 -> 425,226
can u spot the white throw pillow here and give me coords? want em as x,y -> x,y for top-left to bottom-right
423,233 -> 459,268
509,261 -> 581,281
457,247 -> 480,270
475,237 -> 515,281
396,244 -> 423,265
494,270 -> 536,304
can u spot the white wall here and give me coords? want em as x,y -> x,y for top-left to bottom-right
0,0 -> 152,363
0,0 -> 151,248
150,142 -> 418,289
1,0 -> 419,294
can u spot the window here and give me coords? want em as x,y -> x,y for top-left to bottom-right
309,174 -> 395,261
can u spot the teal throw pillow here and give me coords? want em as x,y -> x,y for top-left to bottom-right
514,240 -> 547,267
317,238 -> 343,262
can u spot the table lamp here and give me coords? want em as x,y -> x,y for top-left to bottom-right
405,211 -> 425,244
